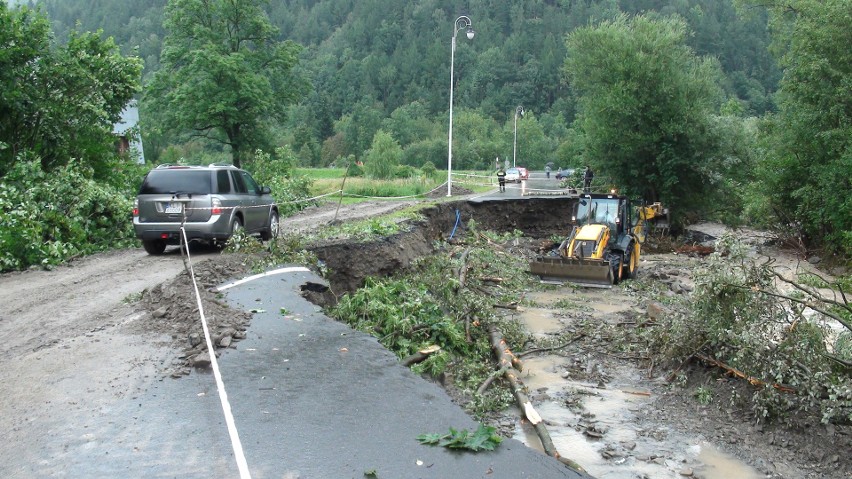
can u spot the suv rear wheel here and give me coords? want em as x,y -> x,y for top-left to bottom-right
142,239 -> 166,255
260,211 -> 279,241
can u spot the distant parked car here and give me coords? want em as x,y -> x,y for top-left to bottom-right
133,164 -> 279,255
505,167 -> 521,183
555,168 -> 575,180
516,167 -> 529,181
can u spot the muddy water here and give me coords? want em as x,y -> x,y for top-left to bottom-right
511,287 -> 763,479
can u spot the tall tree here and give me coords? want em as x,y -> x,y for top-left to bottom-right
363,130 -> 401,180
0,3 -> 142,177
564,13 -> 723,212
144,0 -> 305,167
746,0 -> 852,254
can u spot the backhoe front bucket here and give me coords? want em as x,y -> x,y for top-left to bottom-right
529,257 -> 613,288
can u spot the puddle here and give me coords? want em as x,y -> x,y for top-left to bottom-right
518,307 -> 564,336
694,442 -> 764,479
513,285 -> 764,479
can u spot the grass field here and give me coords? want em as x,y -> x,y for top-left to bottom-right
298,168 -> 493,201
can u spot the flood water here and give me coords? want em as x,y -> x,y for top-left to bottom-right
511,288 -> 764,479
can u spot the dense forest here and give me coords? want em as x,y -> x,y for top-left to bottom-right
34,0 -> 778,168
1,0 -> 850,268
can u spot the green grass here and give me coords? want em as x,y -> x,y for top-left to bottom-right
295,167 -> 346,179
301,168 -> 492,201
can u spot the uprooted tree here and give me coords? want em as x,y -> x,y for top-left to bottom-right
651,234 -> 852,424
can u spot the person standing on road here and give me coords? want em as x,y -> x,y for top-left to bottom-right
497,166 -> 507,192
545,165 -> 551,179
583,165 -> 594,192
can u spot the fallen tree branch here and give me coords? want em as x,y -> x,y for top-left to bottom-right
479,276 -> 504,283
493,303 -> 518,310
695,353 -> 796,393
456,248 -> 472,290
517,334 -> 585,358
476,365 -> 511,395
487,325 -> 586,473
401,345 -> 441,367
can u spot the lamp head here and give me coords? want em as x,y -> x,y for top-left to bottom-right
466,27 -> 475,40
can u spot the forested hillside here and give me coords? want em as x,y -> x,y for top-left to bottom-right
37,0 -> 777,167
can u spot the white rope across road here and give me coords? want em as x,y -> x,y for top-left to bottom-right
180,226 -> 252,479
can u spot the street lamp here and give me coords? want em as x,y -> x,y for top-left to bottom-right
447,15 -> 474,197
513,105 -> 524,168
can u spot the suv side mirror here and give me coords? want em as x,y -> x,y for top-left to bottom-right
260,186 -> 271,195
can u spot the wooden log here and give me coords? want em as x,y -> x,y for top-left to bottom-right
487,326 -> 586,473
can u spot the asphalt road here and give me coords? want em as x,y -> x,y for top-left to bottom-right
473,171 -> 579,200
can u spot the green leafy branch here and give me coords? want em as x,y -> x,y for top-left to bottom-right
417,425 -> 503,452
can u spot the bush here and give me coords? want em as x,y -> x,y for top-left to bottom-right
394,164 -> 416,179
0,157 -> 137,271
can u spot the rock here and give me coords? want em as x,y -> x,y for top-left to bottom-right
807,256 -> 821,265
153,306 -> 169,318
192,352 -> 211,368
219,335 -> 232,348
622,441 -> 637,451
188,332 -> 202,347
647,302 -> 666,320
233,331 -> 247,340
215,327 -> 237,343
679,467 -> 694,476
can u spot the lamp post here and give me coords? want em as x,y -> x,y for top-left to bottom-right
513,105 -> 524,168
447,15 -> 474,197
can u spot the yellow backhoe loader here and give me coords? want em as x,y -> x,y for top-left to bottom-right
529,192 -> 667,287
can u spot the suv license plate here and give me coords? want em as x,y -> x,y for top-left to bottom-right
164,202 -> 183,214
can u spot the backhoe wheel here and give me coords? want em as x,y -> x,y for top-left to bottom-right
609,253 -> 623,285
623,242 -> 640,279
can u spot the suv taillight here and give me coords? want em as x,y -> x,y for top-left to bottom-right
211,198 -> 222,215
132,198 -> 139,216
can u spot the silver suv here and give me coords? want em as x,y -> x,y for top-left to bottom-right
133,164 -> 279,255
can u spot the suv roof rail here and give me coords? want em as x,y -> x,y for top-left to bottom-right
155,164 -> 201,169
208,163 -> 236,168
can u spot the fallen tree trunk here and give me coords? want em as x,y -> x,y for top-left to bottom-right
487,325 -> 586,474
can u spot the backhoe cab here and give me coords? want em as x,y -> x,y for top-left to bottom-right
529,193 -> 667,287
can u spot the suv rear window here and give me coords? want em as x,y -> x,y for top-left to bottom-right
139,170 -> 213,195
